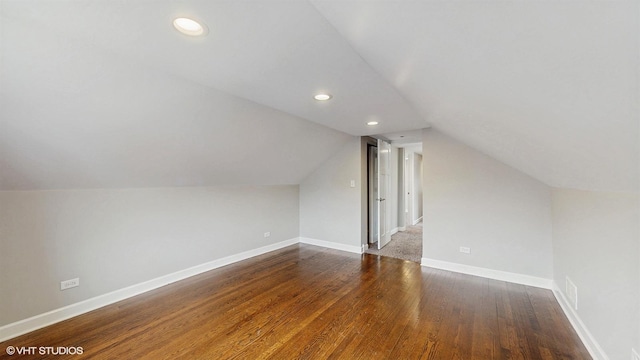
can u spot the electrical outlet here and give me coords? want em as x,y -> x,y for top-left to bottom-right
459,246 -> 471,254
565,277 -> 578,310
350,180 -> 356,188
264,232 -> 271,238
632,348 -> 639,360
60,278 -> 79,290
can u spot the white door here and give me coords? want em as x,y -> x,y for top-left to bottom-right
377,139 -> 392,249
368,145 -> 378,245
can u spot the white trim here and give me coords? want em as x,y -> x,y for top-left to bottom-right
420,257 -> 552,289
361,244 -> 368,253
412,216 -> 423,225
632,348 -> 640,360
419,258 -> 603,359
299,237 -> 363,254
390,227 -> 399,235
398,226 -> 407,232
551,282 -> 609,360
0,238 -> 299,342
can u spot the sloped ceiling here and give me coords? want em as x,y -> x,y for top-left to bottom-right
1,0 -> 638,192
312,0 -> 639,193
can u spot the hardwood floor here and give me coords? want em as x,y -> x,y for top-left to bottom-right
0,244 -> 591,359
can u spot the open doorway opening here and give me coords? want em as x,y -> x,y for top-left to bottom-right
404,147 -> 424,228
363,131 -> 423,263
366,141 -> 378,247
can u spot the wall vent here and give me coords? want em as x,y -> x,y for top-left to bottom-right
565,277 -> 578,310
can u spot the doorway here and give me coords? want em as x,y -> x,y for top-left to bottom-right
366,138 -> 392,250
364,137 -> 423,263
404,151 -> 423,227
367,143 -> 378,246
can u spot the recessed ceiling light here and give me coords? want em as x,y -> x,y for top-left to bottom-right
173,17 -> 207,36
367,121 -> 379,126
314,93 -> 332,101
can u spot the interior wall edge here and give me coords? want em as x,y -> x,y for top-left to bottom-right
299,237 -> 363,254
420,257 -> 552,290
421,257 -> 603,358
551,282 -> 609,360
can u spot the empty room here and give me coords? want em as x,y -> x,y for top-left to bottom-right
0,1 -> 638,359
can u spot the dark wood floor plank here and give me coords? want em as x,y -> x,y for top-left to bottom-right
0,245 -> 591,360
212,249 -> 365,360
388,269 -> 450,360
470,277 -> 497,359
266,255 -> 404,360
86,246 -> 329,359
337,259 -> 423,360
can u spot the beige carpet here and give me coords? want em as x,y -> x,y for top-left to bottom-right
365,223 -> 422,263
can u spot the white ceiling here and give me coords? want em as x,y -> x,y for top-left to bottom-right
1,0 -> 638,192
312,0 -> 639,193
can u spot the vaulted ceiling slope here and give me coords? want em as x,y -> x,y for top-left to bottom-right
1,0 -> 381,190
1,1 -> 638,192
311,0 -> 639,193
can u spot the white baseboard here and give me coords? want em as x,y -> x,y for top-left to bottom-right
390,227 -> 399,236
299,237 -> 363,254
420,257 -> 552,289
412,216 -> 423,225
398,226 -> 407,232
0,237 -> 299,343
551,282 -> 608,360
420,258 -> 603,359
0,237 -> 604,360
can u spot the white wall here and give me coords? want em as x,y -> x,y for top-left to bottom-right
299,137 -> 362,250
412,152 -> 423,224
0,185 -> 299,326
396,148 -> 406,230
401,147 -> 423,226
421,129 -> 553,280
551,188 -> 639,360
404,152 -> 411,228
389,145 -> 399,232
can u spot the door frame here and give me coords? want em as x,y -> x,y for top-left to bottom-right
367,143 -> 378,246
